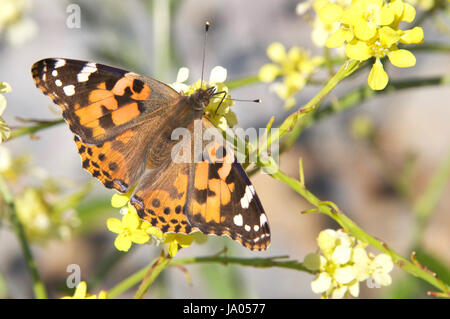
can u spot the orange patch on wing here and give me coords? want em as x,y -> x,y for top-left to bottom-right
111,77 -> 134,96
111,102 -> 140,126
96,82 -> 106,89
75,103 -> 106,124
131,84 -> 151,100
205,178 -> 221,223
194,161 -> 209,190
112,77 -> 152,100
116,129 -> 135,144
218,163 -> 232,181
173,170 -> 188,194
89,89 -> 114,104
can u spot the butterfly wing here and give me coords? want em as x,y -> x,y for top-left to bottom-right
31,58 -> 183,193
186,118 -> 270,250
32,58 -> 181,144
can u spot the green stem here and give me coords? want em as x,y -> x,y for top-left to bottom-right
170,255 -> 312,273
107,262 -> 151,299
8,119 -> 64,141
0,175 -> 47,299
225,75 -> 260,90
133,253 -> 172,299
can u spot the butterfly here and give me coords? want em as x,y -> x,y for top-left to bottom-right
31,58 -> 270,250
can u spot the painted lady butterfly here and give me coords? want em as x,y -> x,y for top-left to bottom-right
31,56 -> 270,250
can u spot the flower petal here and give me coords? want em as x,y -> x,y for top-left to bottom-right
401,2 -> 416,23
354,23 -> 377,41
368,59 -> 389,90
111,193 -> 130,208
348,281 -> 360,297
209,66 -> 227,83
122,212 -> 140,230
372,253 -> 394,273
311,272 -> 332,293
318,3 -> 343,24
334,265 -> 355,284
106,218 -> 122,234
267,42 -> 286,63
131,230 -> 150,244
332,245 -> 352,265
326,29 -> 347,48
114,234 -> 132,251
388,49 -> 416,67
330,286 -> 347,299
73,281 -> 87,299
345,41 -> 372,61
258,64 -> 281,82
372,272 -> 392,286
379,26 -> 400,47
176,67 -> 189,83
400,27 -> 424,44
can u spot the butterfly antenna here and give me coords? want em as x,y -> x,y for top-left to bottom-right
200,21 -> 210,89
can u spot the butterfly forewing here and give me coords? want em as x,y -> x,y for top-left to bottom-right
32,58 -> 180,144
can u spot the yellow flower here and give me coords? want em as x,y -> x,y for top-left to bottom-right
61,281 -> 108,299
107,192 -> 205,254
318,0 -> 423,90
107,211 -> 150,252
0,82 -> 11,143
305,228 -> 394,298
170,66 -> 236,130
259,42 -> 323,109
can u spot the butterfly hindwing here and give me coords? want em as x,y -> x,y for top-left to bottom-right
130,161 -> 195,234
186,121 -> 270,250
32,58 -> 180,144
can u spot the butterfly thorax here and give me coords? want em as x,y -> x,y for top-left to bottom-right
185,86 -> 216,112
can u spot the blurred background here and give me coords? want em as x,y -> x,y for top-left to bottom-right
0,0 -> 449,298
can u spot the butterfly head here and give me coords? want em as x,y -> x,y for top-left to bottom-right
187,86 -> 217,111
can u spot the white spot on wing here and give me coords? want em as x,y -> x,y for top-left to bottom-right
240,185 -> 254,209
55,79 -> 62,87
54,59 -> 66,68
254,225 -> 259,232
52,70 -> 58,77
77,62 -> 97,82
233,214 -> 243,227
63,85 -> 75,96
260,214 -> 267,226
244,225 -> 251,232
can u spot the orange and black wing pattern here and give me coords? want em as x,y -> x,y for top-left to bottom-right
31,58 -> 181,193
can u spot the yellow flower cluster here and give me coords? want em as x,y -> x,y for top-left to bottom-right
61,281 -> 107,299
171,66 -> 237,130
304,229 -> 394,298
316,0 -> 424,90
0,0 -> 37,46
107,192 -> 206,257
259,43 -> 323,109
